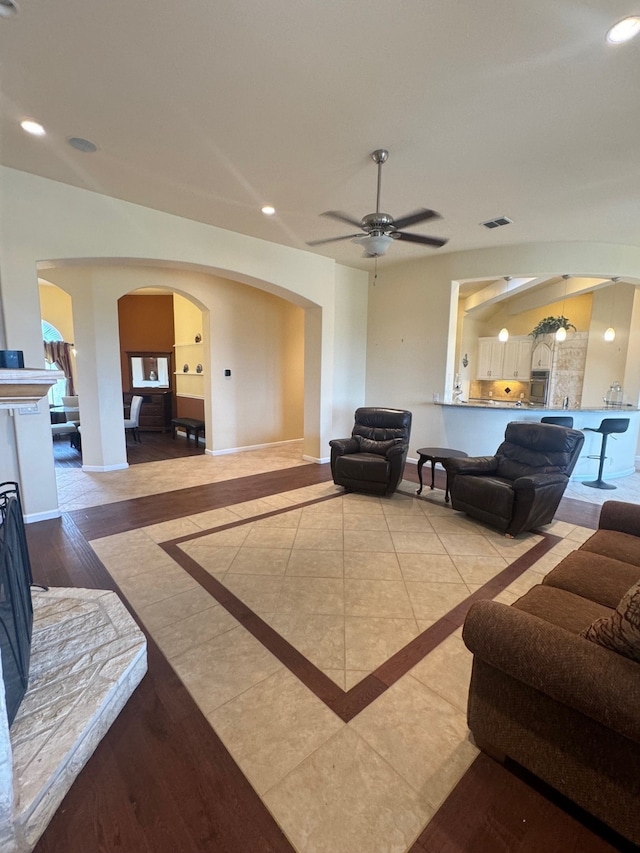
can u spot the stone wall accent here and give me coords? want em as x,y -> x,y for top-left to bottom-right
549,331 -> 588,408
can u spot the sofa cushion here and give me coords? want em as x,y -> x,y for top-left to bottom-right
580,529 -> 640,568
514,585 -> 613,635
543,551 -> 640,609
582,581 -> 640,663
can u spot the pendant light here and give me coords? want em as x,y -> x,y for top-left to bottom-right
556,275 -> 570,342
498,277 -> 510,342
604,278 -> 619,342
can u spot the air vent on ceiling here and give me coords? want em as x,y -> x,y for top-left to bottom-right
481,216 -> 513,229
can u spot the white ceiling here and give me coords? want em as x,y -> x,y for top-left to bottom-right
1,1 -> 639,270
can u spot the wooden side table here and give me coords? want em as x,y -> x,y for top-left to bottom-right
416,447 -> 468,502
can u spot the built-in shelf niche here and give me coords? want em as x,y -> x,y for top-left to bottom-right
174,338 -> 204,401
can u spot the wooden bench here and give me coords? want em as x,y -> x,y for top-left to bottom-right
171,418 -> 205,445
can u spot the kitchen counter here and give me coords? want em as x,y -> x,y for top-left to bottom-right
444,401 -> 638,412
436,402 -> 639,482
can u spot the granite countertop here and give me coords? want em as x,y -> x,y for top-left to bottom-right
438,401 -> 639,412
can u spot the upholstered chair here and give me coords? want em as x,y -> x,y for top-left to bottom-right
124,395 -> 143,443
446,421 -> 584,537
329,407 -> 412,496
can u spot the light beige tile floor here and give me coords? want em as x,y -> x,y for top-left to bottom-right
164,487 -> 542,687
564,469 -> 640,505
65,451 -> 629,853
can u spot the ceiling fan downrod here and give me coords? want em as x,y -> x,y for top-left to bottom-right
371,149 -> 388,215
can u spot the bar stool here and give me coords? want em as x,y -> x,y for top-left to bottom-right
541,416 -> 574,428
583,418 -> 629,490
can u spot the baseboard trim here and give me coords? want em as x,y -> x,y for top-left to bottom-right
81,463 -> 129,473
207,438 -> 303,457
24,508 -> 62,524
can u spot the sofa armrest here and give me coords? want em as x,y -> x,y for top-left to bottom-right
329,437 -> 359,455
599,500 -> 640,537
512,472 -> 568,491
445,455 -> 498,476
463,599 -> 640,744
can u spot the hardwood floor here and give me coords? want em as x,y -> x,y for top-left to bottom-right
52,429 -> 205,469
411,754 -> 636,853
26,462 -> 630,853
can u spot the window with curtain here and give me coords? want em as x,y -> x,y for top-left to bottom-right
42,321 -> 72,406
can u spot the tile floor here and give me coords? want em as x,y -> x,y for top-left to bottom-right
67,443 -> 614,853
564,471 -> 640,505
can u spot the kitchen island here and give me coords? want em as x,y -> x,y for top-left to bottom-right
437,402 -> 639,483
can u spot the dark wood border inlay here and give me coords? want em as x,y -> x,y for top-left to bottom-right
161,501 -> 562,721
68,462 -> 334,540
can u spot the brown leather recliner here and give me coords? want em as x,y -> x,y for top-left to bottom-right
330,407 -> 412,496
445,421 -> 584,537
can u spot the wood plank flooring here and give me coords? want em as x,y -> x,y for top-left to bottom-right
27,460 -> 631,853
52,429 -> 205,469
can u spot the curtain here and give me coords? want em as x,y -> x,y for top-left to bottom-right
43,341 -> 75,395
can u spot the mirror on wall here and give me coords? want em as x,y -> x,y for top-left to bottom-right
127,352 -> 172,390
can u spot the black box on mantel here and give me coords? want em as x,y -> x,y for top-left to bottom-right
0,350 -> 25,368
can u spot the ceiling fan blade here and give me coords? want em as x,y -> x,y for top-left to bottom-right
306,233 -> 362,246
321,210 -> 364,229
395,231 -> 448,248
392,208 -> 441,230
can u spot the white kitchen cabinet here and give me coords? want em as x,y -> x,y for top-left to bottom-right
502,339 -> 532,379
477,337 -> 532,379
477,338 -> 505,379
531,341 -> 553,370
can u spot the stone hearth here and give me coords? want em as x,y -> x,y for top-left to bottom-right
0,587 -> 147,853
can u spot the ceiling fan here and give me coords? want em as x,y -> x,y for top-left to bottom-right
307,149 -> 448,257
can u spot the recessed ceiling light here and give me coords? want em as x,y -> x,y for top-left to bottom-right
606,16 -> 640,44
20,119 -> 45,136
67,136 -> 98,153
0,0 -> 19,18
261,206 -> 276,216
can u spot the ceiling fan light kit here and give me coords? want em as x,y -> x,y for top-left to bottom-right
307,149 -> 448,258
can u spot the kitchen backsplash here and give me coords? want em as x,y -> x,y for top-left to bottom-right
469,379 -> 531,402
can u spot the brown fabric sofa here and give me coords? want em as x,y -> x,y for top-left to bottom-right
462,500 -> 640,845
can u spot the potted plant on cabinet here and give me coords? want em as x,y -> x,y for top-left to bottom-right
529,315 -> 576,340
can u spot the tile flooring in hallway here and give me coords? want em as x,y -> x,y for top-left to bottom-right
37,444 -> 638,852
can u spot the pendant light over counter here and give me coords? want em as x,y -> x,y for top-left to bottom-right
555,275 -> 570,341
498,277 -> 510,342
604,278 -> 619,342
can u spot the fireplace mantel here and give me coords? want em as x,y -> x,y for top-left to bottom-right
0,368 -> 65,409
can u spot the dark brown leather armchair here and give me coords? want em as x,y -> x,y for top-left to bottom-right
445,421 -> 584,537
330,407 -> 412,495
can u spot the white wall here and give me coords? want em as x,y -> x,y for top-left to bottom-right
0,167 -> 368,518
331,265 -> 368,440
